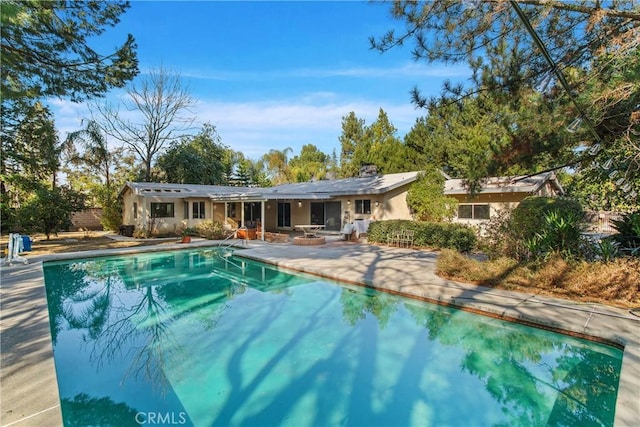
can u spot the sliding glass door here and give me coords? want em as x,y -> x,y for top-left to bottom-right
277,202 -> 291,228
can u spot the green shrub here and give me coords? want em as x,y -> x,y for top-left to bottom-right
449,225 -> 478,253
511,196 -> 583,243
591,237 -> 620,262
477,208 -> 524,260
368,220 -> 476,252
195,220 -> 225,240
611,210 -> 640,256
525,210 -> 586,260
95,185 -> 122,231
509,196 -> 585,261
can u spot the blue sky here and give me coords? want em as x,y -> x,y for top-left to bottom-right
51,1 -> 471,160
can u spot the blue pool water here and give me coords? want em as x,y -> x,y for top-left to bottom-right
43,249 -> 622,426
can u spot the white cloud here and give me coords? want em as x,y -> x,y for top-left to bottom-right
47,98 -> 92,139
183,62 -> 470,82
197,95 -> 424,159
48,92 -> 426,162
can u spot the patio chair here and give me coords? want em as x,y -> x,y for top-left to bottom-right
400,230 -> 415,248
387,230 -> 402,247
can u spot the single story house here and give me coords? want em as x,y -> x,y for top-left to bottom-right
119,169 -> 563,238
444,172 -> 564,226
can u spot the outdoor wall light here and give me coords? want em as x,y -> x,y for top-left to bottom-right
298,200 -> 302,208
347,200 -> 351,206
374,201 -> 380,207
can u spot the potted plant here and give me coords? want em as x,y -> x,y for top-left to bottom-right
180,228 -> 193,243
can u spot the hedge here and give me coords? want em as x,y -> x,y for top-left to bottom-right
367,220 -> 477,252
511,196 -> 583,243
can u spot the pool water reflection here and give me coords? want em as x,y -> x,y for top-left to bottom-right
43,249 -> 622,426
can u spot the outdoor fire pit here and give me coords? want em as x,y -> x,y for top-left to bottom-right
293,236 -> 326,246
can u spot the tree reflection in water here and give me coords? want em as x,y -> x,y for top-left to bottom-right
45,252 -> 247,395
400,300 -> 620,426
60,393 -> 138,427
45,251 -> 622,427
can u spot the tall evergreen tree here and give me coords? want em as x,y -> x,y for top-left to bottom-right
371,0 -> 639,201
338,112 -> 366,177
1,0 -> 138,103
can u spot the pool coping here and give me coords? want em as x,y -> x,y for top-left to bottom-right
1,240 -> 638,426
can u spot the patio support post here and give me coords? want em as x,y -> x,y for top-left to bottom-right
241,201 -> 245,228
261,201 -> 265,241
142,197 -> 148,230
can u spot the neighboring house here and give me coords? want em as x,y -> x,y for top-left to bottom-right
119,169 -> 563,238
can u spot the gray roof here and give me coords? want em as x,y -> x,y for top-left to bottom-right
443,172 -> 563,195
121,170 -> 561,201
121,171 -> 420,201
120,182 -> 265,200
266,171 -> 420,198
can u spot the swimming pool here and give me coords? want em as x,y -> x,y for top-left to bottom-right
43,248 -> 622,426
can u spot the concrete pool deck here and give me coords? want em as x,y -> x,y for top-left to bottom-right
1,237 -> 638,426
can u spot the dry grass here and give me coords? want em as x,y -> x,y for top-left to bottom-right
1,231 -> 178,257
437,249 -> 640,309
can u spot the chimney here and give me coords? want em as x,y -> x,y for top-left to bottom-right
359,163 -> 378,177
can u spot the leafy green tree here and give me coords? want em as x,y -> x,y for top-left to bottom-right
2,103 -> 74,235
261,148 -> 293,184
232,155 -> 270,187
95,185 -> 122,232
288,144 -> 331,182
220,147 -> 239,185
156,123 -> 229,185
1,0 -> 138,103
406,168 -> 457,222
17,183 -> 86,239
1,1 -> 138,231
64,119 -> 128,230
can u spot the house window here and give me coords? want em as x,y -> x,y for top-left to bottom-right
354,199 -> 371,215
150,202 -> 174,218
183,201 -> 189,219
458,204 -> 490,220
193,201 -> 205,219
133,202 -> 137,219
